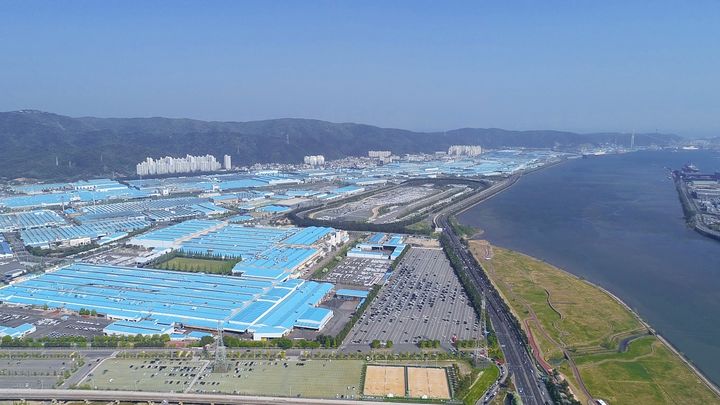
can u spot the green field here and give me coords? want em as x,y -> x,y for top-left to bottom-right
154,257 -> 238,275
197,359 -> 364,398
81,358 -> 208,392
81,358 -> 363,398
463,365 -> 500,405
471,243 -> 720,405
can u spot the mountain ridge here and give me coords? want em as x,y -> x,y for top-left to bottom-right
0,110 -> 681,181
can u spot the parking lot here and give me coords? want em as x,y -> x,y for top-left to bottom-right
344,248 -> 480,351
313,186 -> 438,223
0,353 -> 82,389
0,305 -> 112,338
195,359 -> 363,398
80,245 -> 153,267
81,357 -> 209,392
324,257 -> 390,287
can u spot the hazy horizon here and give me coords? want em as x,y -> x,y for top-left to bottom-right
2,1 -> 719,137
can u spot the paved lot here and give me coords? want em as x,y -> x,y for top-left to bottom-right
195,359 -> 363,399
325,257 -> 389,287
0,305 -> 112,338
313,187 -> 437,222
82,357 -> 209,392
0,260 -> 26,280
80,245 -> 149,267
0,353 -> 83,389
288,298 -> 358,340
344,248 -> 480,350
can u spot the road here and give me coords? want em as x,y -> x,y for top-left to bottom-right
434,179 -> 552,405
0,388 -> 402,404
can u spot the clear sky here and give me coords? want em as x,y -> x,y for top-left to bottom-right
1,1 -> 718,137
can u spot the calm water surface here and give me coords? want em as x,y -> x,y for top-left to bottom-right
459,150 -> 720,383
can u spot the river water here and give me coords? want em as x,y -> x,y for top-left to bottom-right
459,150 -> 720,384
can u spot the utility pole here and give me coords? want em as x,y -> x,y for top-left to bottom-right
212,321 -> 228,373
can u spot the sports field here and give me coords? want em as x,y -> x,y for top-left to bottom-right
364,365 -> 405,397
407,367 -> 450,399
471,242 -> 720,405
364,365 -> 450,399
154,257 -> 237,274
197,359 -> 363,399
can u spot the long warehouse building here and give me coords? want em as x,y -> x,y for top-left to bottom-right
0,263 -> 334,340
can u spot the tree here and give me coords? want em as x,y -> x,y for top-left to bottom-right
370,339 -> 381,349
385,340 -> 393,348
198,335 -> 214,346
275,337 -> 293,349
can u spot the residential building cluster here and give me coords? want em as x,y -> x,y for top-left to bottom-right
448,145 -> 483,156
136,154 -> 222,176
368,150 -> 392,158
303,155 -> 325,166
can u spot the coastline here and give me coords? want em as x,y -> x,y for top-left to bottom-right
672,174 -> 720,242
453,157 -> 570,218
458,157 -> 720,399
519,249 -> 720,399
590,281 -> 720,398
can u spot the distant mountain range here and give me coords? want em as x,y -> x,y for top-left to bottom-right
0,110 -> 681,181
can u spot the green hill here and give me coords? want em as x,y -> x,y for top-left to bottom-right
0,110 -> 681,180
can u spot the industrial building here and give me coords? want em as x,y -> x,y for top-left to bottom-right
0,263 -> 334,340
0,210 -> 67,232
0,184 -> 151,210
20,218 -> 150,249
103,319 -> 175,337
0,236 -> 12,259
0,323 -> 36,338
130,221 -> 346,280
347,233 -> 407,261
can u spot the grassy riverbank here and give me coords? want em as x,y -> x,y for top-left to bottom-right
470,242 -> 720,405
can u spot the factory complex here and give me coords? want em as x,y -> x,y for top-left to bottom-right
0,263 -> 333,340
1,149 -> 563,211
348,233 -> 407,261
129,220 -> 346,281
0,148 -> 562,346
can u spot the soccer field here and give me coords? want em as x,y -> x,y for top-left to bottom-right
156,257 -> 237,274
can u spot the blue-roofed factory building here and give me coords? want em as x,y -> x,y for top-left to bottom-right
129,221 -> 347,280
0,323 -> 36,338
0,263 -> 335,340
103,319 -> 175,337
0,210 -> 67,232
348,233 -> 407,260
0,235 -> 12,259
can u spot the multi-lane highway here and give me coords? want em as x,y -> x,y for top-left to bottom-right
0,388 -> 394,405
434,180 -> 552,405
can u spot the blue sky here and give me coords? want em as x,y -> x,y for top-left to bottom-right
1,1 -> 718,137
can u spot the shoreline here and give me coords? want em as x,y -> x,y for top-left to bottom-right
510,249 -> 720,399
672,174 -> 720,242
457,158 -> 720,399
